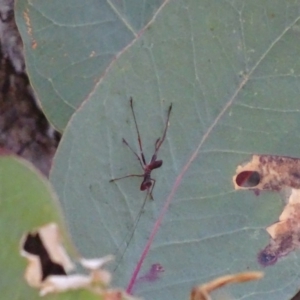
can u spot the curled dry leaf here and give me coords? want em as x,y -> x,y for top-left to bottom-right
20,223 -> 136,299
190,271 -> 263,300
233,155 -> 300,265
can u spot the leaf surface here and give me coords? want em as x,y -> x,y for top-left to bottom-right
0,155 -> 105,299
15,0 -> 164,130
49,1 -> 300,300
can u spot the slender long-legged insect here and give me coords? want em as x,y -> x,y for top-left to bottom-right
110,98 -> 172,270
110,97 -> 172,200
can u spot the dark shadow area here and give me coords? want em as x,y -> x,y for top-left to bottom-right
0,1 -> 60,175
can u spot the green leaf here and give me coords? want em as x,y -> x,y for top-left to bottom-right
50,1 -> 300,300
0,155 -> 105,300
15,0 -> 164,131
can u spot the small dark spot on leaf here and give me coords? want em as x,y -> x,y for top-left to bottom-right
136,263 -> 165,286
259,156 -> 267,163
257,250 -> 277,266
253,189 -> 260,196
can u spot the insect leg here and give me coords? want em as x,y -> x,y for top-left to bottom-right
110,174 -> 144,182
113,191 -> 149,271
148,178 -> 156,200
